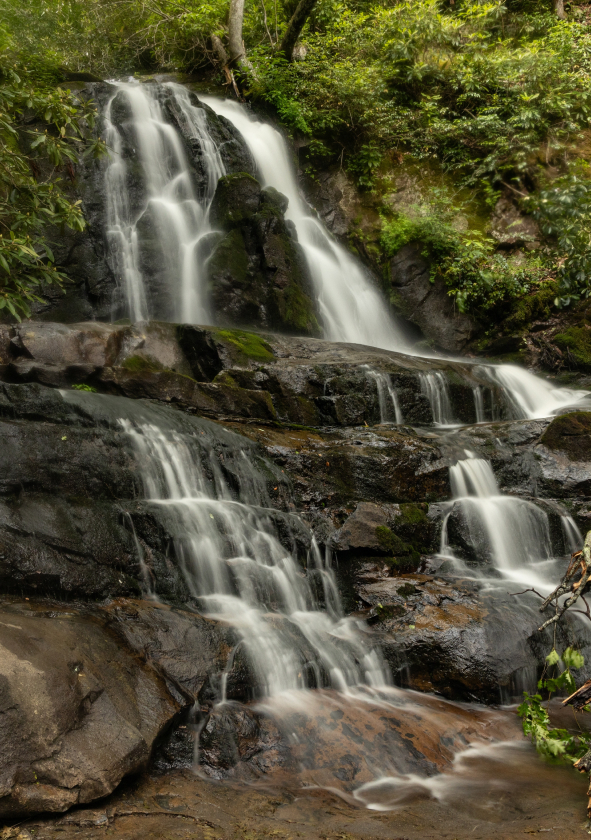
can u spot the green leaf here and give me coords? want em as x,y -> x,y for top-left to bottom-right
562,648 -> 585,670
546,649 -> 560,666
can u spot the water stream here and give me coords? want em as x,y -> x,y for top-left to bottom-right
94,80 -> 591,812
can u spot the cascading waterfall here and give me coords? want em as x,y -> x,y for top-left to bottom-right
101,81 -> 591,421
364,367 -> 403,424
201,96 -> 415,353
104,81 -> 224,323
419,372 -> 455,426
121,418 -> 387,696
562,514 -> 583,555
445,453 -> 554,586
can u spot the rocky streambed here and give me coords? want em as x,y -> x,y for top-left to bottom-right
0,321 -> 590,832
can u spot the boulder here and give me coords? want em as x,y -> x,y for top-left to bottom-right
490,195 -> 540,249
389,243 -> 478,353
0,600 -> 178,818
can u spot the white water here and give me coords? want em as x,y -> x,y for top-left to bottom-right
104,81 -> 224,323
201,95 -> 591,420
419,371 -> 455,426
122,419 -> 386,696
477,363 -> 590,421
201,96 -> 415,352
364,367 -> 403,424
561,514 -> 583,554
446,454 -> 553,586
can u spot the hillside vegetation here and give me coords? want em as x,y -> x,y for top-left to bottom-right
2,0 -> 591,338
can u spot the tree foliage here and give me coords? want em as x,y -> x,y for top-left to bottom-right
0,18 -> 104,319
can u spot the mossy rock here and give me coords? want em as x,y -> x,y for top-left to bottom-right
213,329 -> 275,364
122,355 -> 165,374
554,326 -> 591,372
399,503 -> 428,525
541,411 -> 591,461
209,172 -> 261,229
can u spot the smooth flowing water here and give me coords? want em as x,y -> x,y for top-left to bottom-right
122,417 -> 386,696
364,367 -> 403,424
443,453 -> 555,587
104,81 -> 224,323
101,81 -> 590,420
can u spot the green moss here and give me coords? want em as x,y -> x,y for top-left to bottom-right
375,525 -> 406,553
541,411 -> 591,461
214,329 -> 275,363
122,355 -> 165,374
384,554 -> 421,574
274,282 -> 321,335
502,281 -> 558,333
71,383 -> 97,392
400,503 -> 428,525
209,229 -> 250,287
554,326 -> 591,371
397,583 -> 418,598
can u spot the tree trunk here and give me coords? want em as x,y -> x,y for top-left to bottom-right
228,0 -> 246,62
553,0 -> 567,20
211,34 -> 242,99
278,0 -> 318,61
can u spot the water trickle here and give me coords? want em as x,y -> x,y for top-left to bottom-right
104,81 -> 224,323
364,367 -> 403,424
121,418 -> 387,697
477,363 -> 590,420
419,372 -> 455,426
561,514 -> 583,555
447,454 -> 553,585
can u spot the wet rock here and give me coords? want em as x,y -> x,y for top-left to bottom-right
370,575 -> 591,702
0,382 -> 293,600
389,243 -> 478,353
0,600 -> 179,818
199,703 -> 287,780
208,175 -> 320,336
0,321 -> 513,428
540,411 -> 591,462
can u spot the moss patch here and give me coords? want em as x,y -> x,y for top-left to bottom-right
400,503 -> 428,525
554,326 -> 591,372
214,329 -> 275,363
375,525 -> 406,553
541,411 -> 591,461
122,355 -> 165,374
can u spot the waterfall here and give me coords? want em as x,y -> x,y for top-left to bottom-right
364,367 -> 403,424
104,81 -> 224,323
561,514 -> 583,555
419,372 -> 455,426
99,81 -> 591,422
121,418 -> 387,696
446,454 -> 553,585
201,96 -> 414,353
477,363 -> 589,420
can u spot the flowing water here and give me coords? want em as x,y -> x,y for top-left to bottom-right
364,367 -> 403,424
104,81 -> 224,323
94,81 -> 591,817
442,453 -> 555,588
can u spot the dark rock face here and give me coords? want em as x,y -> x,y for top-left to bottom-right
390,243 -> 478,353
0,321 -> 514,427
208,174 -> 320,335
